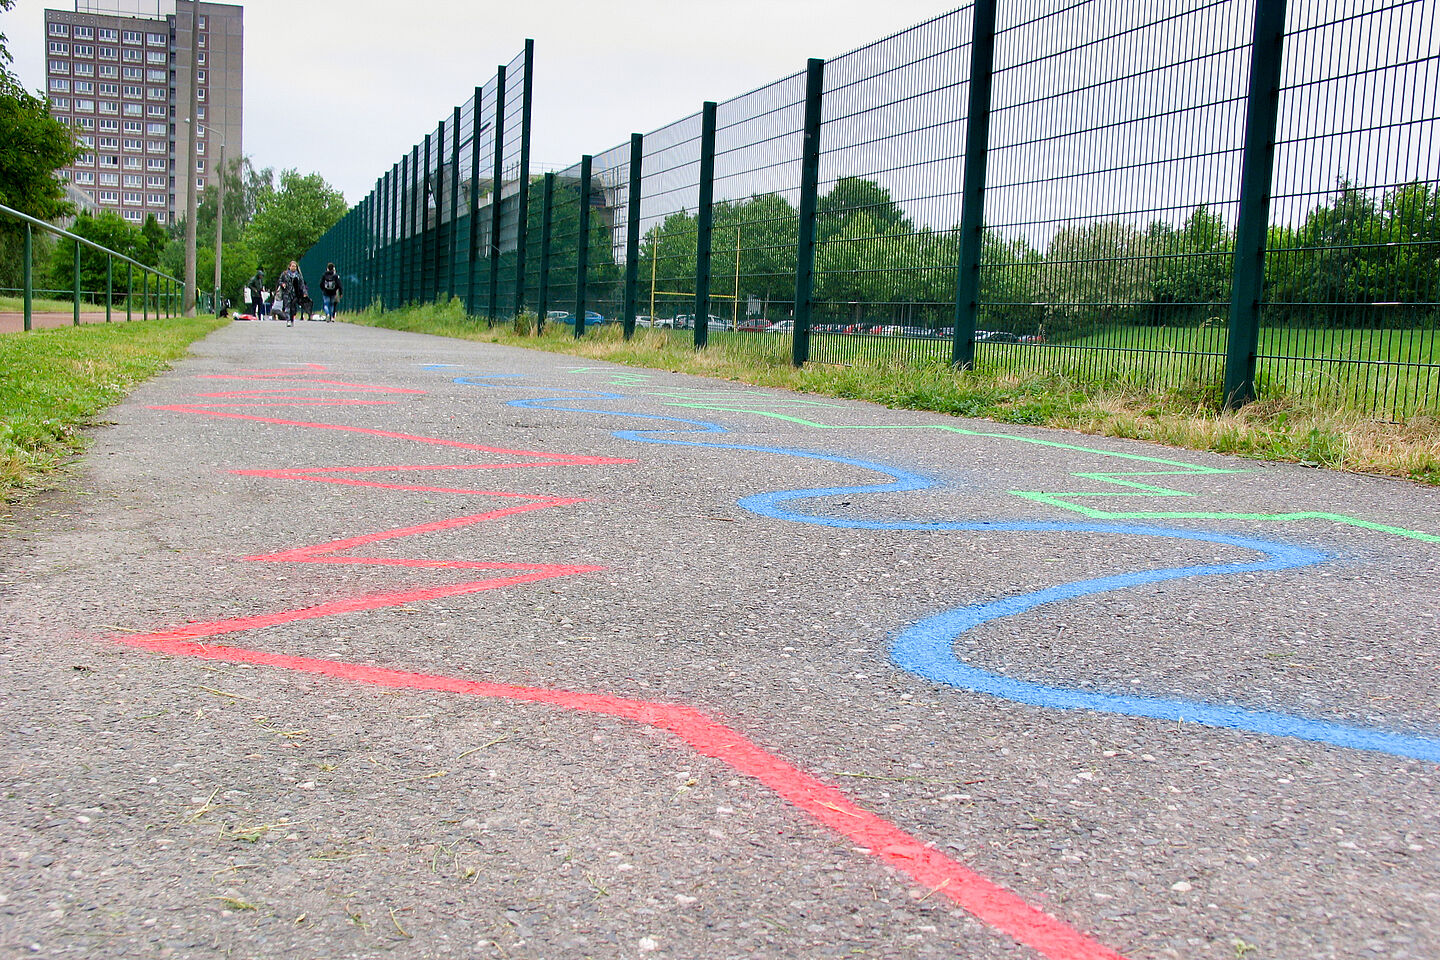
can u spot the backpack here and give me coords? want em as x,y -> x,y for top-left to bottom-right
321,274 -> 338,294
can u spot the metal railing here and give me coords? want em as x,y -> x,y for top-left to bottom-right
303,1 -> 1439,420
1,202 -> 182,330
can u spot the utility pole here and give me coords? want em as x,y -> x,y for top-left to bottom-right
182,0 -> 201,316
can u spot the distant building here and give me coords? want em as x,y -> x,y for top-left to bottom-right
42,1 -> 243,228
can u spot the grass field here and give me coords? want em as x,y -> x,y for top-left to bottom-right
0,295 -> 110,314
349,302 -> 1439,485
1,317 -> 228,502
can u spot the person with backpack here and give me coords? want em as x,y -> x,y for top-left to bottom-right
319,263 -> 343,322
277,260 -> 306,328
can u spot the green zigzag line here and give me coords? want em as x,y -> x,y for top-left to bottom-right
648,400 -> 1440,544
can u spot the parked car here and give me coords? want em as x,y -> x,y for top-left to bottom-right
634,315 -> 657,328
737,318 -> 771,332
767,320 -> 795,334
553,310 -> 607,326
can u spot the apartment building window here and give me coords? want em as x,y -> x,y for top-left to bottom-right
99,47 -> 118,60
74,117 -> 94,130
153,212 -> 166,224
123,67 -> 141,79
98,190 -> 118,202
48,41 -> 68,54
123,85 -> 142,98
122,104 -> 141,117
98,83 -> 119,96
196,87 -> 205,101
73,97 -> 93,111
74,80 -> 93,93
123,174 -> 142,187
196,177 -> 205,188
147,52 -> 166,64
198,34 -> 207,48
146,141 -> 166,154
147,33 -> 165,46
123,156 -> 143,169
123,191 -> 142,204
76,135 -> 94,148
75,171 -> 95,185
146,175 -> 165,188
99,155 -> 119,168
73,62 -> 93,76
123,210 -> 143,223
76,153 -> 94,165
147,105 -> 165,117
147,194 -> 165,206
48,23 -> 68,37
195,160 -> 205,172
99,172 -> 118,185
73,44 -> 94,57
196,106 -> 206,120
98,118 -> 118,131
123,138 -> 142,152
51,97 -> 69,109
197,52 -> 206,65
147,158 -> 166,170
147,69 -> 165,82
198,16 -> 207,29
146,121 -> 166,136
49,77 -> 70,92
196,70 -> 206,83
196,141 -> 205,155
74,26 -> 94,39
123,31 -> 142,45
49,60 -> 69,74
123,49 -> 141,62
97,136 -> 118,148
98,29 -> 117,42
99,64 -> 118,78
98,101 -> 119,115
55,115 -> 72,127
123,120 -> 142,133
147,87 -> 165,100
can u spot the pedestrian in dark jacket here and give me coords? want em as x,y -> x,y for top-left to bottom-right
277,261 -> 305,328
319,263 -> 343,322
247,268 -> 265,318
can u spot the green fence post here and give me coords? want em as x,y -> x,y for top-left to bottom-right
449,106 -> 461,303
693,101 -> 718,350
410,144 -> 422,306
23,223 -> 32,332
386,166 -> 397,309
106,256 -> 112,323
126,263 -> 132,322
143,272 -> 148,322
488,64 -> 508,324
400,150 -> 411,306
73,241 -> 81,326
574,154 -> 592,337
423,132 -> 434,305
513,39 -> 534,315
952,0 -> 997,370
538,171 -> 554,333
622,132 -> 644,340
466,85 -> 483,317
1224,0 -> 1289,409
792,59 -> 825,367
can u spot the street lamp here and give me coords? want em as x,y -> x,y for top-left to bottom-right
182,117 -> 226,314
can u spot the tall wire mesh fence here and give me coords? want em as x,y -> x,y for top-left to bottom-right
303,2 -> 1439,420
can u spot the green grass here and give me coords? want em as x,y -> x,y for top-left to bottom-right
0,295 -> 112,314
1,317 -> 228,501
348,302 -> 1440,485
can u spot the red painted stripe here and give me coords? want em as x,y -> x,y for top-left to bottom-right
108,633 -> 1126,960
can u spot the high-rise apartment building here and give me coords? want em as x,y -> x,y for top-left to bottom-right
42,1 -> 243,227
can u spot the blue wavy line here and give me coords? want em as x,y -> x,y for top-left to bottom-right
492,388 -> 1440,764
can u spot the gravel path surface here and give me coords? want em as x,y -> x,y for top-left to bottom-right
2,321 -> 1437,960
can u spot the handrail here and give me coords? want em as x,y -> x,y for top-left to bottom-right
1,200 -> 183,331
0,201 -> 182,281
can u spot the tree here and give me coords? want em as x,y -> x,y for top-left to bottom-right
45,212 -> 143,300
1039,221 -> 1154,338
1147,205 -> 1232,325
1,0 -> 82,287
245,169 -> 348,281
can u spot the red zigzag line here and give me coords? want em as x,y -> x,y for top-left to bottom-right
120,368 -> 1127,960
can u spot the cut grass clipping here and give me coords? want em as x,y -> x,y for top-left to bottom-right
351,300 -> 1439,485
2,317 -> 228,501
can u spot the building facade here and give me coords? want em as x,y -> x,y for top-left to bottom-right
42,1 -> 243,227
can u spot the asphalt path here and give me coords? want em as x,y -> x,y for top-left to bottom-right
2,321 -> 1437,959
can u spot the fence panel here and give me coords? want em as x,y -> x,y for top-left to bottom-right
1260,0 -> 1440,418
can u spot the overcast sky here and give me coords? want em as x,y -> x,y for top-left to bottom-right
3,0 -> 954,203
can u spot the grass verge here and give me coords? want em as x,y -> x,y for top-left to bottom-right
2,316 -> 229,502
351,302 -> 1439,485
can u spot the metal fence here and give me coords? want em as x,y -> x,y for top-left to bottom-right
299,42 -> 534,322
1,202 -> 182,329
303,1 -> 1439,420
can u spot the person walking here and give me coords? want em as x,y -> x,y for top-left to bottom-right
277,260 -> 306,328
246,267 -> 265,320
319,263 -> 343,322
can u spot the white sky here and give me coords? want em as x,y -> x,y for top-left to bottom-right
3,0 -> 954,204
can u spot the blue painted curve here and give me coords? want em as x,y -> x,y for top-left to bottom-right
482,386 -> 1440,763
